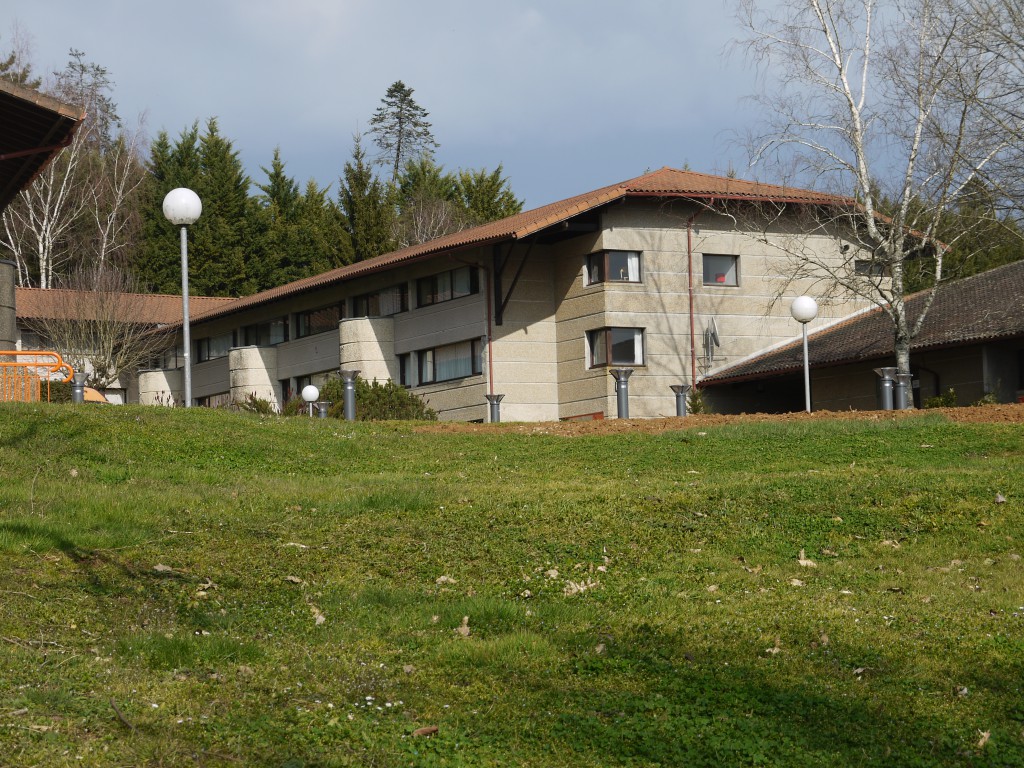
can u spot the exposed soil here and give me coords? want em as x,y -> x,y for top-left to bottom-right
414,403 -> 1024,437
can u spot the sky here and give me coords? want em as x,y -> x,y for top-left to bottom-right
5,1 -> 767,210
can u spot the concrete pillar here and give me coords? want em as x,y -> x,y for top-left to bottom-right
0,259 -> 16,352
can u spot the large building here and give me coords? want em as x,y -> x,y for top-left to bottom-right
138,167 -> 880,420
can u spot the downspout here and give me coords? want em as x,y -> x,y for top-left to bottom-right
686,207 -> 705,385
484,266 -> 495,396
449,253 -> 495,396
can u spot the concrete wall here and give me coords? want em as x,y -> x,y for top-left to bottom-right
192,356 -> 231,402
279,329 -> 340,381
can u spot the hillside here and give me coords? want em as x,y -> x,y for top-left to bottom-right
1,403 -> 1022,766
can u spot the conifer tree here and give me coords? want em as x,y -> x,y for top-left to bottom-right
339,135 -> 397,261
367,81 -> 439,184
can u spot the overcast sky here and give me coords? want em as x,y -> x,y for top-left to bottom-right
7,1 -> 766,209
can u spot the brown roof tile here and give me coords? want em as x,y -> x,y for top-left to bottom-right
15,287 -> 235,324
703,259 -> 1024,385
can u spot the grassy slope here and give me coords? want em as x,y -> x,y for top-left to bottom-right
0,403 -> 1022,767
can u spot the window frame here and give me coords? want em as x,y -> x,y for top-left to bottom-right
587,327 -> 645,368
416,266 -> 479,308
854,259 -> 891,277
353,284 -> 409,317
417,338 -> 483,384
702,254 -> 739,287
585,250 -> 642,286
295,305 -> 344,338
242,317 -> 288,347
195,331 -> 233,363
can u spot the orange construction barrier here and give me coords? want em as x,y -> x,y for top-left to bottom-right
0,350 -> 75,402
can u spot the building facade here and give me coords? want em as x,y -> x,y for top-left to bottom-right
138,168 -> 877,420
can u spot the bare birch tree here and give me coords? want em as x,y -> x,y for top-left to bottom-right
0,50 -> 144,288
23,263 -> 172,389
735,0 -> 1024,374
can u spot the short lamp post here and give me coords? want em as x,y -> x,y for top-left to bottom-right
301,384 -> 320,418
790,295 -> 818,413
162,188 -> 202,408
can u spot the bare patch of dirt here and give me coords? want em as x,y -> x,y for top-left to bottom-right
413,403 -> 1024,437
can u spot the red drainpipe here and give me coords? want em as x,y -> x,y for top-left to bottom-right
484,266 -> 495,395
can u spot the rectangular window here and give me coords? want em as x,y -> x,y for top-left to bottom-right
243,317 -> 288,346
702,254 -> 739,286
398,353 -> 412,387
585,250 -> 642,285
196,331 -> 233,362
353,284 -> 408,317
417,266 -> 479,307
417,338 -> 482,384
587,327 -> 645,368
855,259 -> 890,277
296,305 -> 342,338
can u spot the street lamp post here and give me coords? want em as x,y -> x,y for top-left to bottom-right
162,188 -> 202,408
790,295 -> 818,413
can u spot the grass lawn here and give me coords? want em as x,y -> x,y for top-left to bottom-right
0,403 -> 1022,767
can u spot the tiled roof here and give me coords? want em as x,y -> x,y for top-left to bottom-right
15,287 -> 235,324
177,167 -> 854,327
703,259 -> 1024,385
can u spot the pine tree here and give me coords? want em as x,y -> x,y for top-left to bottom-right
367,81 -> 439,184
339,135 -> 397,261
456,165 -> 523,225
136,120 -> 255,297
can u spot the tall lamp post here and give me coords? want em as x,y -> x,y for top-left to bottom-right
790,295 -> 818,413
162,188 -> 202,407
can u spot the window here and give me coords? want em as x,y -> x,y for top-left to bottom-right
398,353 -> 412,387
702,254 -> 738,286
196,331 -> 233,362
855,259 -> 890,277
418,338 -> 482,384
353,284 -> 408,317
586,250 -> 642,285
417,266 -> 479,307
243,317 -> 288,346
296,305 -> 342,338
588,328 -> 645,368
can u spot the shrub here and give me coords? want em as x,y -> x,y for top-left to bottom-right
235,392 -> 277,415
686,386 -> 709,415
923,388 -> 957,408
284,377 -> 436,421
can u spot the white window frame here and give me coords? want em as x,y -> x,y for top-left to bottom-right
587,327 -> 645,368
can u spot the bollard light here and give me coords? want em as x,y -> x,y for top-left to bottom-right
302,384 -> 319,417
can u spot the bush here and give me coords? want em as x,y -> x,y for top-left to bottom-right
686,386 -> 709,415
285,377 -> 436,421
923,388 -> 957,408
235,392 -> 277,415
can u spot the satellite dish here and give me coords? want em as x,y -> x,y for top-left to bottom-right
707,317 -> 720,348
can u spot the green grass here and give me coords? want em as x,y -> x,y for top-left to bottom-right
0,402 -> 1022,766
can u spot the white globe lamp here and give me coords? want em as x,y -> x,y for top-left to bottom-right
163,188 -> 202,408
790,296 -> 818,413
